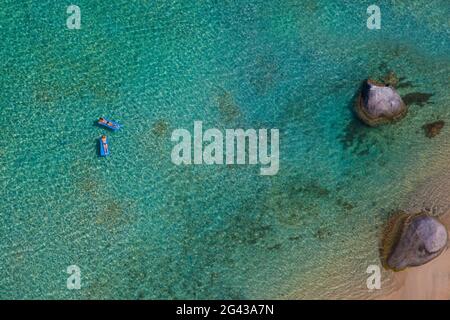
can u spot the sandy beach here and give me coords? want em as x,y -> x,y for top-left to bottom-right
379,213 -> 450,300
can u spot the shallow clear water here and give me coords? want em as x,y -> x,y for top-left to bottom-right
0,0 -> 449,299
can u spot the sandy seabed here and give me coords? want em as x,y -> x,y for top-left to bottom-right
379,250 -> 450,300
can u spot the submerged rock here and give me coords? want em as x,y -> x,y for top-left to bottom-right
382,213 -> 448,271
422,120 -> 445,138
355,79 -> 407,126
383,71 -> 399,87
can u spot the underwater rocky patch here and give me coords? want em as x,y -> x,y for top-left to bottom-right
402,92 -> 433,106
382,71 -> 399,87
422,120 -> 445,138
248,54 -> 280,95
95,199 -> 136,231
263,179 -> 332,227
395,77 -> 414,89
339,116 -> 384,157
340,117 -> 369,152
335,198 -> 355,212
314,227 -> 332,240
151,119 -> 170,137
216,88 -> 242,123
379,71 -> 413,89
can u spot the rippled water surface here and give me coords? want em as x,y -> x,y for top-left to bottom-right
0,0 -> 449,299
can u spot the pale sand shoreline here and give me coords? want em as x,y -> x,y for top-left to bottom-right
377,213 -> 450,300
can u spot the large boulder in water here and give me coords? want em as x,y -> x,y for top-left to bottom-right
381,212 -> 448,271
355,79 -> 407,126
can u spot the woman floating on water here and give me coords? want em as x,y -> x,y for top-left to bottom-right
98,117 -> 122,131
99,135 -> 109,156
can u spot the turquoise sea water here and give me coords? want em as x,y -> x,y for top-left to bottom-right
0,0 -> 449,299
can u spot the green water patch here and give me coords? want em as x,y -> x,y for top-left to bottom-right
1,0 -> 449,299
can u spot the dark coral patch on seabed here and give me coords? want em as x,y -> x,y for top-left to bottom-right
151,119 -> 170,137
402,92 -> 433,106
422,120 -> 445,138
340,117 -> 369,152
